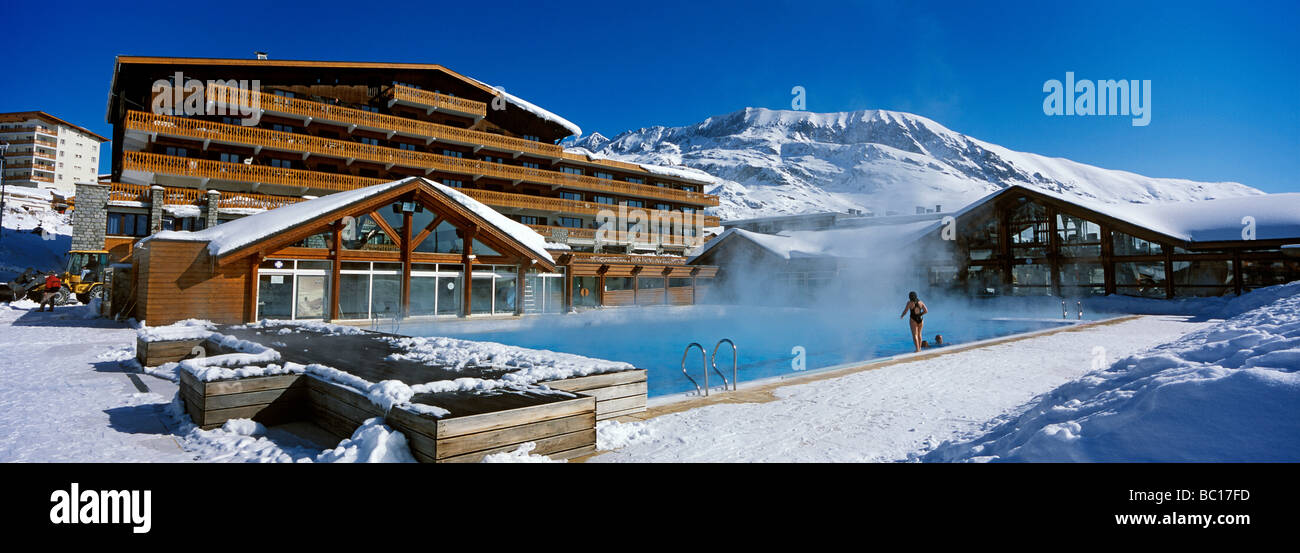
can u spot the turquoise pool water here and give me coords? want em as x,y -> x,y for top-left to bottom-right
399,305 -> 1076,397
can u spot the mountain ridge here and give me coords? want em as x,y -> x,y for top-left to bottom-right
568,107 -> 1261,221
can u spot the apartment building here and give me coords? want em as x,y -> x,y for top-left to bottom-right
80,56 -> 722,319
0,111 -> 107,196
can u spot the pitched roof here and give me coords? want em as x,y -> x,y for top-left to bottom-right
144,177 -> 555,269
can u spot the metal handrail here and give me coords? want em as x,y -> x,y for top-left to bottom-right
681,342 -> 708,396
712,338 -> 737,391
1077,301 -> 1083,320
1061,299 -> 1067,319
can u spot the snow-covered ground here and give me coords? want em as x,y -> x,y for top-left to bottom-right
1,281 -> 1296,462
589,315 -> 1213,462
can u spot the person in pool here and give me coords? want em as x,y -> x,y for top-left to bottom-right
899,291 -> 928,353
934,334 -> 945,347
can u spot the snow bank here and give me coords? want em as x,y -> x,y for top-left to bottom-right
925,284 -> 1300,462
231,319 -> 368,336
596,420 -> 654,451
316,417 -> 417,463
137,319 -> 217,342
480,442 -> 561,463
221,418 -> 267,437
385,335 -> 633,386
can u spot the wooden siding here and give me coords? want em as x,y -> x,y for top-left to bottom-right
135,240 -> 252,325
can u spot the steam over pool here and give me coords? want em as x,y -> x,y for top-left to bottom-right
399,298 -> 1093,397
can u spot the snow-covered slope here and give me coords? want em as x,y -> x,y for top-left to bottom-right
0,194 -> 71,280
569,108 -> 1263,221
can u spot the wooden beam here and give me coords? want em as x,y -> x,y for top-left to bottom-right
563,266 -> 573,313
410,214 -> 445,250
1164,249 -> 1175,299
401,208 -> 413,317
462,227 -> 476,317
1232,249 -> 1243,296
516,262 -> 527,316
1047,205 -> 1061,297
1101,225 -> 1116,295
246,255 -> 261,323
369,209 -> 401,244
329,220 -> 342,321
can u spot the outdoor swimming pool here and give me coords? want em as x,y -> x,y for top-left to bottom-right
399,304 -> 1081,397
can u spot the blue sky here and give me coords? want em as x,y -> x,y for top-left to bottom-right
3,0 -> 1296,192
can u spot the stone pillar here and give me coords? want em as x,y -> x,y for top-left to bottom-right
205,189 -> 221,229
70,182 -> 109,251
148,185 -> 166,234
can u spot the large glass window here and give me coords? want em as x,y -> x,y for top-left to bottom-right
1056,213 -> 1101,257
573,276 -> 598,307
415,220 -> 464,254
342,214 -> 397,252
1008,200 -> 1049,258
1011,262 -> 1051,295
1114,261 -> 1167,298
1112,231 -> 1164,256
965,265 -> 1002,297
470,273 -> 494,315
257,259 -> 330,320
494,266 -> 517,314
1241,258 -> 1300,291
1172,259 -> 1234,297
371,263 -> 403,318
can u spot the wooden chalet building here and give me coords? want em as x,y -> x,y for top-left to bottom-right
74,55 -> 722,298
692,185 -> 1300,301
130,177 -> 717,326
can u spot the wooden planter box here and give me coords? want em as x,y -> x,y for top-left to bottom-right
386,394 -> 596,463
137,336 -> 209,367
544,369 -> 648,421
178,370 -> 307,429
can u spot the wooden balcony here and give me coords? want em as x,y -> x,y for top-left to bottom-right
109,182 -> 151,203
126,151 -> 720,226
124,151 -> 388,190
126,110 -> 718,207
527,224 -> 704,247
385,84 -> 488,118
208,83 -> 562,159
3,173 -> 54,183
0,125 -> 57,136
5,137 -> 57,148
108,180 -> 306,211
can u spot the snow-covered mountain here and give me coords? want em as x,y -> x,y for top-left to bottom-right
568,108 -> 1263,221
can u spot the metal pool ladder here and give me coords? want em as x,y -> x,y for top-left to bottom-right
713,338 -> 738,392
681,341 -> 734,396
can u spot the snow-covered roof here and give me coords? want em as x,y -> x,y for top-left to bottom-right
691,221 -> 937,262
469,78 -> 581,138
148,179 -> 412,257
146,177 -> 553,264
424,180 -> 553,263
964,185 -> 1300,243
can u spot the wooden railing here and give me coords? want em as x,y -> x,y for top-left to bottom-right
5,137 -> 57,148
386,85 -> 488,118
527,224 -> 702,246
3,173 -> 54,183
0,125 -> 57,136
127,110 -> 718,207
109,182 -> 151,203
6,161 -> 56,172
218,190 -> 303,211
124,151 -> 388,191
209,83 -> 561,159
125,151 -> 720,224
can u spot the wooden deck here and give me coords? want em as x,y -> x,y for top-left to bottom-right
160,322 -> 644,462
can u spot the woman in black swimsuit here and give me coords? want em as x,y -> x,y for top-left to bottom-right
900,291 -> 928,353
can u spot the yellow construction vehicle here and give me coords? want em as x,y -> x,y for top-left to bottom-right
61,250 -> 110,304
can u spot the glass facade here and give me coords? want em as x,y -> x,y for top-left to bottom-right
257,259 -> 331,320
